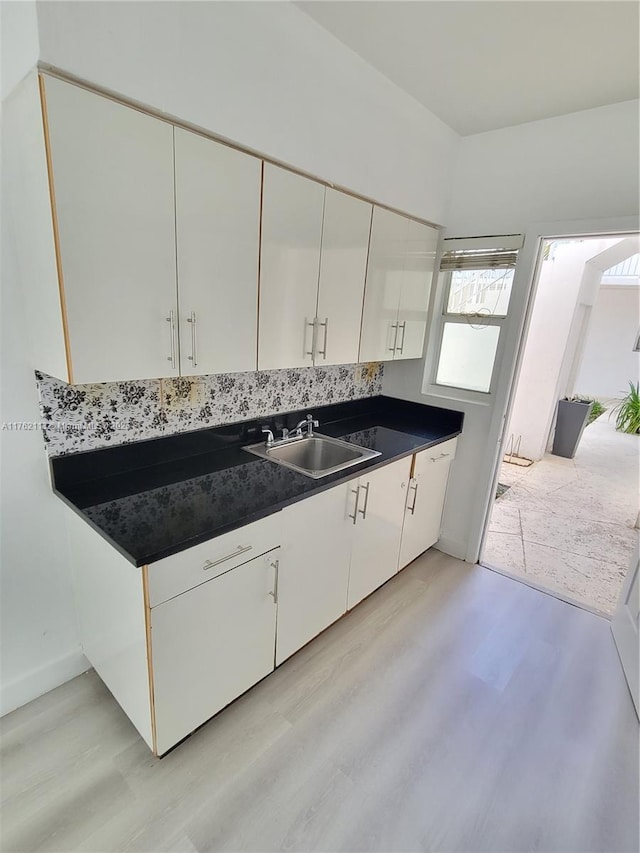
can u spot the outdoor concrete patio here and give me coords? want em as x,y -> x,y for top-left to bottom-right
482,413 -> 639,616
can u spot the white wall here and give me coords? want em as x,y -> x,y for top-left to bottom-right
36,0 -> 458,225
506,239 -> 618,462
447,99 -> 639,235
384,102 -> 639,563
575,285 -> 640,400
0,0 -> 39,99
1,27 -> 87,712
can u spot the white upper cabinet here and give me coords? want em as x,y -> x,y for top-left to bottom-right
258,164 -> 325,370
359,207 -> 438,363
42,76 -> 178,384
316,189 -> 372,366
259,171 -> 372,370
359,207 -> 407,363
174,128 -> 261,376
395,218 -> 438,361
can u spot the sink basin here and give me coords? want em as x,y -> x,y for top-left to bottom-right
243,433 -> 381,479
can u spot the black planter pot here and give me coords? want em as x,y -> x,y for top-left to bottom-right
551,399 -> 594,459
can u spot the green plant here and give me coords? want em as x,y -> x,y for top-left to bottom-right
611,381 -> 640,434
587,400 -> 606,425
565,395 -> 607,425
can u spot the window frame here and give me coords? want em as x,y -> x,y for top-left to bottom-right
422,235 -> 523,403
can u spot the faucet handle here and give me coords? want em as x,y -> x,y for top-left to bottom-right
305,413 -> 319,435
261,427 -> 274,446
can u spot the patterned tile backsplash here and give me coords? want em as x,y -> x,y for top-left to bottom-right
35,363 -> 384,457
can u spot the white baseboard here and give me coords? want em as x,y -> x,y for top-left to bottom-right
0,648 -> 89,717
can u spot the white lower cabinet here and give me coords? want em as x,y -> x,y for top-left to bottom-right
347,457 -> 412,609
399,438 -> 458,570
67,439 -> 458,756
277,484 -> 354,665
151,549 -> 279,755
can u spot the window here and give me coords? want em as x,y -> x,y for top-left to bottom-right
432,236 -> 522,394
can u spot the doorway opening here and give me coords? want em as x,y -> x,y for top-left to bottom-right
481,234 -> 639,616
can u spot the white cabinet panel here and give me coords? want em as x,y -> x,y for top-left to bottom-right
316,189 -> 372,366
359,207 -> 407,362
347,457 -> 411,609
277,483 -> 353,665
396,219 -> 438,361
43,76 -> 178,384
151,549 -> 278,755
399,438 -> 458,570
258,165 -> 324,370
174,129 -> 260,376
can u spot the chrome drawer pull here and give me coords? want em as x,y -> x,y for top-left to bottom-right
317,317 -> 329,360
202,544 -> 252,571
408,479 -> 419,515
389,323 -> 399,352
358,482 -> 370,520
267,557 -> 279,604
349,487 -> 360,524
397,321 -> 406,354
187,311 -> 198,367
305,318 -> 318,359
430,452 -> 451,462
166,310 -> 177,369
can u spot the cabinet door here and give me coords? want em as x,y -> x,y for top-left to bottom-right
277,483 -> 354,665
399,439 -> 457,570
258,165 -> 324,370
358,207 -> 407,363
42,76 -> 178,384
151,550 -> 278,755
316,189 -> 372,366
348,457 -> 411,609
174,129 -> 261,376
395,220 -> 438,361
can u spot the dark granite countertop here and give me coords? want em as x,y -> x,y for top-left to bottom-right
51,396 -> 463,567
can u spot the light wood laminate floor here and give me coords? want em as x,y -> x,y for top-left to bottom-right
2,552 -> 638,853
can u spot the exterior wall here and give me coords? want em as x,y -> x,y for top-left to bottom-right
575,285 -> 640,401
506,240 -> 618,461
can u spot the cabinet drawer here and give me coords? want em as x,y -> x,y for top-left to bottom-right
147,512 -> 282,607
422,436 -> 458,465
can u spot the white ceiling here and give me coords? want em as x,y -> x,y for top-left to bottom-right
296,1 -> 640,135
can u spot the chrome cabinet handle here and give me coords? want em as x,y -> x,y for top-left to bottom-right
358,482 -> 370,520
317,318 -> 329,360
305,318 -> 318,359
267,557 -> 279,604
166,310 -> 177,369
389,322 -> 399,353
408,479 -> 419,515
430,452 -> 451,462
349,486 -> 360,525
397,321 -> 406,354
187,311 -> 198,367
202,544 -> 252,571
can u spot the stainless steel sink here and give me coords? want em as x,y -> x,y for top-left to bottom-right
243,434 -> 381,479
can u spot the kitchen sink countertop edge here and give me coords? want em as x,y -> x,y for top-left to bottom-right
50,395 -> 464,567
